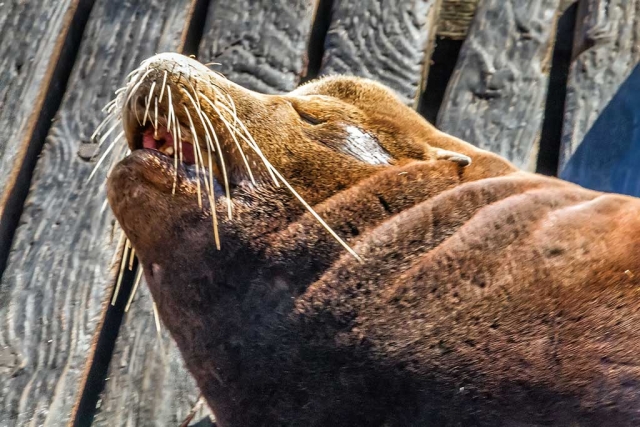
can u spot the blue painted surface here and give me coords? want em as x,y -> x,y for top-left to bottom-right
561,64 -> 640,197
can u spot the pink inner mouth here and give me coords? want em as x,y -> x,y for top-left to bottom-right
142,126 -> 196,165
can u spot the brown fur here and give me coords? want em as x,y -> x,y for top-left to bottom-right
107,53 -> 640,426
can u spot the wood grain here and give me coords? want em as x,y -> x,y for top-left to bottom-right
437,0 -> 561,170
0,0 -> 79,216
198,0 -> 319,94
0,1 -> 197,425
559,0 -> 640,169
437,0 -> 479,39
0,0 -> 95,283
320,0 -> 442,106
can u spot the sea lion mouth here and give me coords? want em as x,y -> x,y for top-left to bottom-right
119,71 -> 235,194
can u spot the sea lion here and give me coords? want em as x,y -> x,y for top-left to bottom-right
105,53 -> 640,426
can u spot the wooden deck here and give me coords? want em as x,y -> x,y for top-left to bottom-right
0,0 -> 638,425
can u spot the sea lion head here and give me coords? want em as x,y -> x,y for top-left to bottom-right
106,52 -> 494,262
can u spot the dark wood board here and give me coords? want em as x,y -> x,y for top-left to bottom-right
319,0 -> 442,106
559,0 -> 640,169
437,0 -> 561,170
199,0 -> 319,94
0,1 -> 198,425
0,0 -> 93,281
0,0 -> 80,215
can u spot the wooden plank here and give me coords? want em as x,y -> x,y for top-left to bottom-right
0,1 -> 198,426
559,0 -> 640,169
198,0 -> 319,94
0,0 -> 92,278
436,0 -> 479,40
319,0 -> 442,106
437,0 -> 562,170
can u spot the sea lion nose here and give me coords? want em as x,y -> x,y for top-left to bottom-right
141,52 -> 206,75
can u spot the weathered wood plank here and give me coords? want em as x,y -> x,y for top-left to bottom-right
0,1 -> 197,426
559,0 -> 640,169
437,0 -> 479,40
0,0 -> 92,277
437,0 -> 561,170
320,0 -> 442,106
198,0 -> 319,94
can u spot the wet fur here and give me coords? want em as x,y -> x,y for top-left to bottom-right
107,54 -> 640,426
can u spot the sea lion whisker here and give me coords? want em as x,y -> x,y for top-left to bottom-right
159,71 -> 168,103
182,85 -> 235,220
204,135 -> 218,218
183,107 -> 222,248
260,157 -> 362,262
87,135 -> 120,183
109,231 -> 126,269
223,93 -> 238,130
201,96 -> 256,185
185,92 -> 225,201
126,66 -> 142,81
185,94 -> 223,213
152,301 -> 162,335
95,120 -> 122,147
128,247 -> 136,271
91,112 -> 118,142
101,98 -> 118,113
105,134 -> 128,178
183,106 -> 203,209
176,115 -> 184,196
133,95 -> 142,125
100,198 -> 110,215
106,100 -> 120,115
215,101 -> 279,186
185,78 -> 202,112
154,97 -> 160,138
201,112 -> 233,219
167,87 -> 179,195
124,69 -> 153,106
166,87 -> 174,135
195,139 -> 222,249
111,238 -> 131,306
125,267 -> 144,313
143,81 -> 156,126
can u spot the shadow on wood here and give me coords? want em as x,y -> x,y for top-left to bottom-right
561,63 -> 640,197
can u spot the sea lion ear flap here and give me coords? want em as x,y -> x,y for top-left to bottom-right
434,149 -> 472,167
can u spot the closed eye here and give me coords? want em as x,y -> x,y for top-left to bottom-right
288,101 -> 326,125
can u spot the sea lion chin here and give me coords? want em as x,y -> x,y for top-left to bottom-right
106,53 -> 640,427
